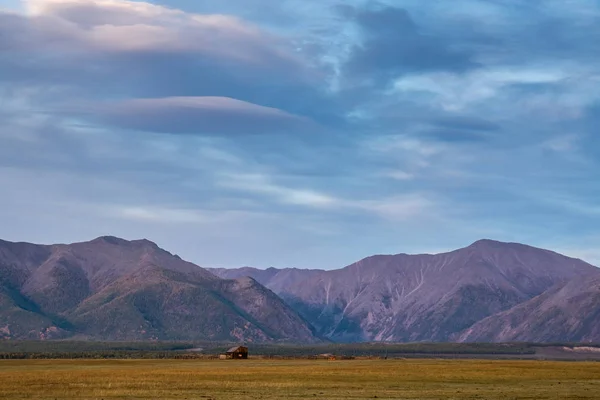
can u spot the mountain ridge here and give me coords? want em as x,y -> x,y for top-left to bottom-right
210,239 -> 599,343
0,236 -> 320,342
2,236 -> 598,343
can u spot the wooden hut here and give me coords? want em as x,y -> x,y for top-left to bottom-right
223,346 -> 248,359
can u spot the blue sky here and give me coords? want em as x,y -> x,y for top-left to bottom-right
1,0 -> 599,269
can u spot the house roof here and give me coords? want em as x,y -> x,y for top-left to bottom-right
226,346 -> 247,353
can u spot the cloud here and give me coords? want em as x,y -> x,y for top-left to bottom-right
368,136 -> 445,158
24,0 -> 283,60
114,206 -> 209,224
217,171 -> 438,222
0,0 -> 335,124
112,205 -> 276,227
384,170 -> 415,181
353,194 -> 437,221
341,5 -> 478,87
430,116 -> 500,132
75,96 -> 315,135
420,128 -> 493,143
218,172 -> 338,208
392,67 -> 571,112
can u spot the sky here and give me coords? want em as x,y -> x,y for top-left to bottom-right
1,0 -> 599,269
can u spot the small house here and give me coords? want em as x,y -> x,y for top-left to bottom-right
223,346 -> 248,359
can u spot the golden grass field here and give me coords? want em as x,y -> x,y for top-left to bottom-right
0,359 -> 599,399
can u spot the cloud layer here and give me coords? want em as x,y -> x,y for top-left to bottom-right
1,0 -> 600,268
77,97 -> 315,135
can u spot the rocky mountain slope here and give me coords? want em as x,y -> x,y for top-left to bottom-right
211,240 -> 598,342
0,237 -> 318,342
458,271 -> 600,343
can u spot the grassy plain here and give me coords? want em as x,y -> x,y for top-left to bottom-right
0,359 -> 599,399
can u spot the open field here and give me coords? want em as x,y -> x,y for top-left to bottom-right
1,359 -> 599,399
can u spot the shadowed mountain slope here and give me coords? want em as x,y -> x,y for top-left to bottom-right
457,270 -> 600,343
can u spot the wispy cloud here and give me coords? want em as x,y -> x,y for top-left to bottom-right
73,96 -> 315,136
393,67 -> 572,112
219,172 -> 338,208
217,171 -> 438,222
115,206 -> 211,224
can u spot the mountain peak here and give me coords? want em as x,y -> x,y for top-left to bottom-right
92,235 -> 129,245
91,236 -> 159,248
467,238 -> 529,250
469,238 -> 506,246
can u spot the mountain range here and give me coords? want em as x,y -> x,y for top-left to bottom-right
210,240 -> 600,343
0,236 -> 317,342
1,236 -> 599,343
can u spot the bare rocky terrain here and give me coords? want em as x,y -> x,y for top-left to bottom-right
210,240 -> 600,343
0,237 -> 319,342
